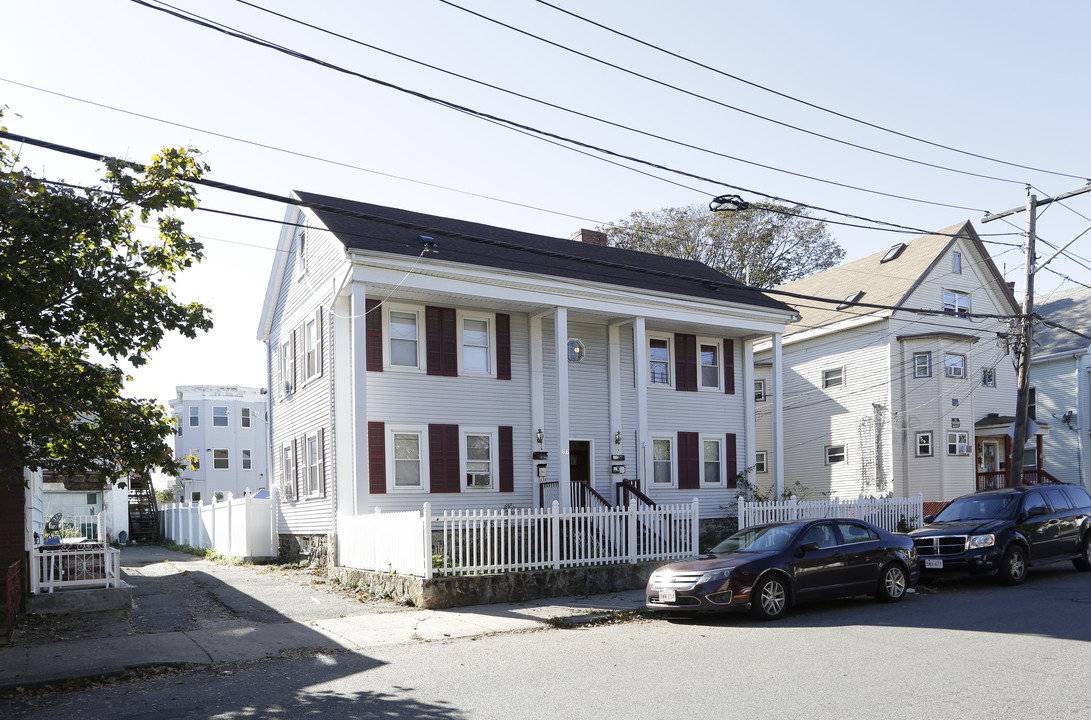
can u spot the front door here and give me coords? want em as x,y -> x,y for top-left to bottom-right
980,441 -> 999,472
569,441 -> 591,484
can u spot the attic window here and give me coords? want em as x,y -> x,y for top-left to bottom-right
837,291 -> 864,310
881,243 -> 906,263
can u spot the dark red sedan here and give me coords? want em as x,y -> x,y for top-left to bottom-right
646,519 -> 919,620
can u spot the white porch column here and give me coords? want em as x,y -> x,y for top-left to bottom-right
349,276 -> 369,515
555,307 -> 571,508
633,317 -> 649,492
771,332 -> 785,498
608,323 -> 624,497
743,338 -> 756,487
529,314 -> 546,503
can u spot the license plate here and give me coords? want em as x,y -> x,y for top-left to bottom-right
659,588 -> 677,603
925,558 -> 943,569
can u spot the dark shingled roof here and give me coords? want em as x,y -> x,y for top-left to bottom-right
295,191 -> 794,313
1034,285 -> 1091,355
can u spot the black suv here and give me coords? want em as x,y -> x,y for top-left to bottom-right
908,485 -> 1091,584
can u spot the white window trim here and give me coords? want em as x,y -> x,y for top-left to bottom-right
647,334 -> 673,388
755,379 -> 767,402
280,340 -> 293,395
822,367 -> 845,389
212,405 -> 229,428
945,353 -> 966,379
952,251 -> 962,274
242,449 -> 253,471
754,451 -> 768,474
700,433 -> 725,487
295,215 -> 307,278
241,408 -> 252,428
461,426 -> 498,492
982,367 -> 997,387
187,448 -> 200,471
212,448 -> 230,471
915,432 -> 933,458
696,337 -> 721,392
943,289 -> 970,316
825,444 -> 847,465
281,443 -> 295,498
386,425 -> 429,493
189,406 -> 199,427
651,435 -> 677,488
304,317 -> 319,381
305,432 -> 321,497
383,303 -> 425,372
947,431 -> 971,456
456,310 -> 498,378
913,352 -> 932,378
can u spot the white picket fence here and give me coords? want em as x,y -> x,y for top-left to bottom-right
159,492 -> 277,560
738,493 -> 925,533
338,499 -> 700,579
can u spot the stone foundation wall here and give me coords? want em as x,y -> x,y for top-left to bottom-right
330,561 -> 663,610
278,534 -> 335,566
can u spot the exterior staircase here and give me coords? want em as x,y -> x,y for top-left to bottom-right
127,474 -> 160,543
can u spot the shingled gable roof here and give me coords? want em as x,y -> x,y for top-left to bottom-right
294,191 -> 794,313
1034,285 -> 1091,355
772,221 -> 1017,336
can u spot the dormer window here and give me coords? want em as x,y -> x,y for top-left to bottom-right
881,243 -> 906,263
837,291 -> 864,310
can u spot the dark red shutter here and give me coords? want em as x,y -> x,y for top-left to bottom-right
675,334 -> 697,391
368,422 -> 386,494
723,339 -> 735,394
499,426 -> 514,492
426,307 -> 457,377
429,424 -> 460,493
366,299 -> 383,372
318,427 -> 326,496
290,328 -> 298,391
496,314 -> 511,381
315,307 -> 324,377
294,435 -> 303,498
678,431 -> 700,489
725,433 -> 738,488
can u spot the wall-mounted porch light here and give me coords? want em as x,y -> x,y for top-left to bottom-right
536,428 -> 544,447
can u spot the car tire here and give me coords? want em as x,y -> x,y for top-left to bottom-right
750,575 -> 789,621
876,563 -> 908,603
998,545 -> 1027,585
1073,535 -> 1091,572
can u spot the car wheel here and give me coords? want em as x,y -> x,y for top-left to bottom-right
750,575 -> 789,620
998,545 -> 1027,585
1074,535 -> 1091,572
876,563 -> 908,603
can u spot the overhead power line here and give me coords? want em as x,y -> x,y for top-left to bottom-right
128,0 -> 1021,240
533,0 -> 1089,182
3,129 -> 1032,324
437,0 -> 1033,185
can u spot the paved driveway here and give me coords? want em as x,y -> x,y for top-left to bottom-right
12,544 -> 407,646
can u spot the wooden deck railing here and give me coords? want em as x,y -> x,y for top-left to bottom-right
976,469 -> 1064,491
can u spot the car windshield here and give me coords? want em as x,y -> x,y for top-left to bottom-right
709,524 -> 801,554
933,494 -> 1020,522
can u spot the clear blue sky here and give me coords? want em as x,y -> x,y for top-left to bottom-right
4,0 -> 1091,425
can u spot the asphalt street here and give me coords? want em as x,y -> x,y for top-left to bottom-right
5,564 -> 1090,719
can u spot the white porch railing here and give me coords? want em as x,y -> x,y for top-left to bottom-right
159,492 -> 276,560
30,543 -> 121,594
338,499 -> 700,579
738,493 -> 925,533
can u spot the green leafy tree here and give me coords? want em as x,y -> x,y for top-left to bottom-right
601,202 -> 844,288
0,112 -> 212,485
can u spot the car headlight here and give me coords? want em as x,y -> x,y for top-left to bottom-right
967,534 -> 995,549
698,568 -> 734,584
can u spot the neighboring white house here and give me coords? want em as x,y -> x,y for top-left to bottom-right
1030,285 -> 1091,490
168,385 -> 270,503
754,221 -> 1036,511
256,193 -> 796,557
39,472 -> 128,543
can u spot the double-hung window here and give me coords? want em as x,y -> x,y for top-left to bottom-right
281,340 -> 293,394
755,451 -> 768,473
755,379 -> 766,402
241,408 -> 252,428
389,309 -> 420,368
189,406 -> 199,427
212,406 -> 228,427
282,444 -> 294,495
913,352 -> 932,378
945,353 -> 965,378
242,449 -> 252,470
305,318 -> 318,379
463,429 -> 495,489
699,341 -> 720,390
213,449 -> 229,470
392,429 -> 424,489
702,437 -> 722,485
295,216 -> 307,276
947,431 -> 970,456
916,432 -> 933,457
822,367 -> 845,389
649,337 -> 671,385
943,290 -> 970,316
825,445 -> 846,465
459,314 -> 493,375
306,434 -> 320,495
187,448 -> 200,471
982,368 -> 996,387
652,437 -> 674,485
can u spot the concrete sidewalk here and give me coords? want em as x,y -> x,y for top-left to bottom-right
0,545 -> 647,690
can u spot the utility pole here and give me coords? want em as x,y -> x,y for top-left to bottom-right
983,183 -> 1091,487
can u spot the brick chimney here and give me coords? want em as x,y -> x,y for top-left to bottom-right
571,229 -> 608,246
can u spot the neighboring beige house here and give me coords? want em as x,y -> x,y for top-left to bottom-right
754,221 -> 1037,511
1030,285 -> 1091,491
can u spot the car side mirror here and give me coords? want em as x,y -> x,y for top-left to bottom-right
798,541 -> 819,555
1025,505 -> 1047,518
923,515 -> 934,524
